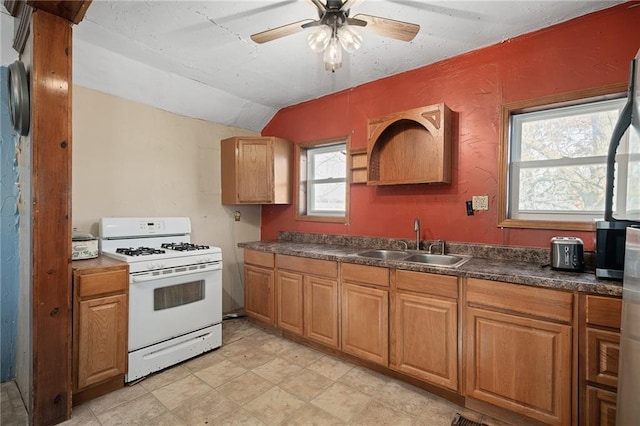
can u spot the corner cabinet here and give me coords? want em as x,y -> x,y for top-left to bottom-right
464,278 -> 573,426
72,257 -> 129,405
221,136 -> 292,205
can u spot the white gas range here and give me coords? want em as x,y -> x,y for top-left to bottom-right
100,217 -> 222,382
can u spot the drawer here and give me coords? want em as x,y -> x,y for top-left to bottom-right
342,263 -> 389,287
586,327 -> 620,388
78,269 -> 127,298
394,270 -> 458,299
466,278 -> 573,324
276,254 -> 338,278
585,295 -> 622,329
586,385 -> 617,426
244,249 -> 274,268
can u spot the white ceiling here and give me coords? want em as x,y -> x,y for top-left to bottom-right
71,0 -> 624,131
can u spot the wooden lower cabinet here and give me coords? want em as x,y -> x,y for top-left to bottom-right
72,257 -> 129,404
276,270 -> 304,334
341,263 -> 389,366
77,294 -> 127,389
390,270 -> 458,391
276,254 -> 340,348
580,295 -> 622,425
465,278 -> 573,426
304,275 -> 339,348
586,386 -> 617,426
244,249 -> 277,325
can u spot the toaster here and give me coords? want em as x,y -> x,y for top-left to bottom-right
550,237 -> 584,272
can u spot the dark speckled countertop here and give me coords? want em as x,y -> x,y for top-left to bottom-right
238,232 -> 622,297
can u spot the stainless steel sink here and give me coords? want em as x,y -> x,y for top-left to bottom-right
356,249 -> 470,267
356,249 -> 411,260
402,253 -> 469,267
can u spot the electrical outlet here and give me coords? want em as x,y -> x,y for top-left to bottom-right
472,195 -> 489,211
233,211 -> 241,221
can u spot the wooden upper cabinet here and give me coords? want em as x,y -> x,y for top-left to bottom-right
221,136 -> 292,205
367,103 -> 451,185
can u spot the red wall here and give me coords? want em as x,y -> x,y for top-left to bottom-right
261,2 -> 640,250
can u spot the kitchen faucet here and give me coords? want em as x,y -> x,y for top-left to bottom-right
414,217 -> 420,250
428,239 -> 446,255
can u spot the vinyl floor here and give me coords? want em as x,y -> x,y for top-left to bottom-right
2,318 -> 505,425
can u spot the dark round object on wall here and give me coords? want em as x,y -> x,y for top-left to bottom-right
7,60 -> 30,136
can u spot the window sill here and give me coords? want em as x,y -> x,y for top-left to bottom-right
498,218 -> 595,232
295,214 -> 347,224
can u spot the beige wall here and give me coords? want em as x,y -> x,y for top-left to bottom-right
72,86 -> 261,312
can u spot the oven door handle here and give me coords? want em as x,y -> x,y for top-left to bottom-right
131,263 -> 221,283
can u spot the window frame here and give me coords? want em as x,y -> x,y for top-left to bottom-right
498,82 -> 628,231
295,135 -> 351,223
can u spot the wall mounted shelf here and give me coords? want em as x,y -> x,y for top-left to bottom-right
349,147 -> 368,184
367,103 -> 452,185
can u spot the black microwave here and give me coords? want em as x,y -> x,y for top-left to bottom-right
595,220 -> 639,280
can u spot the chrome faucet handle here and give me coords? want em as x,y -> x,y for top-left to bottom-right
428,239 -> 446,255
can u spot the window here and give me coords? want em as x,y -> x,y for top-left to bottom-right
296,137 -> 349,223
498,84 -> 629,230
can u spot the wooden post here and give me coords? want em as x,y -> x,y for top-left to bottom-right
30,10 -> 73,425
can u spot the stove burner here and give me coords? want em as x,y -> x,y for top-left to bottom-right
116,247 -> 166,256
161,242 -> 211,252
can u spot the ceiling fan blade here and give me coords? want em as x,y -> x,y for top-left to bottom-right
250,19 -> 315,44
353,13 -> 420,42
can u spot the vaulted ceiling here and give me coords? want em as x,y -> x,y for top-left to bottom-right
71,1 -> 624,131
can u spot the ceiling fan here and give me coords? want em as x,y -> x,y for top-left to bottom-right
250,0 -> 420,72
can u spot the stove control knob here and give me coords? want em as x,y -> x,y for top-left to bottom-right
147,262 -> 156,270
157,261 -> 165,269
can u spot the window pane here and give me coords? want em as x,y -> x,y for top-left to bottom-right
311,182 -> 345,213
518,164 -> 607,211
311,149 -> 346,180
519,104 -> 622,161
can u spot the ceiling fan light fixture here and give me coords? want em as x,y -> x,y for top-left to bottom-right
323,36 -> 343,71
307,26 -> 332,52
337,25 -> 362,53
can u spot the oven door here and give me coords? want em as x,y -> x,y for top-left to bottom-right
128,262 -> 222,352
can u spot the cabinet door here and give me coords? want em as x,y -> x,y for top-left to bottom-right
305,275 -> 339,348
237,138 -> 273,203
341,282 -> 388,366
465,307 -> 571,426
77,294 -> 127,389
391,292 -> 457,390
586,386 -> 617,426
276,270 -> 304,335
244,265 -> 275,324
